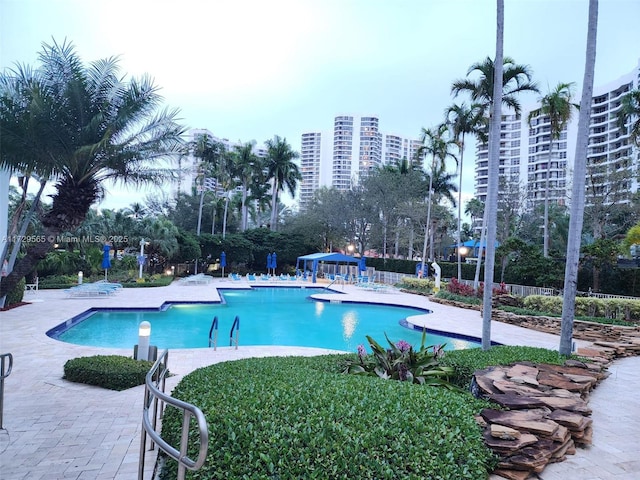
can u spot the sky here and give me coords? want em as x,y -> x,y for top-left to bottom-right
2,0 -> 640,212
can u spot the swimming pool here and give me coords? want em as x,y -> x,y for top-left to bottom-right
48,287 -> 480,352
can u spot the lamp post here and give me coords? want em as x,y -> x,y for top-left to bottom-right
136,321 -> 151,361
138,238 -> 146,279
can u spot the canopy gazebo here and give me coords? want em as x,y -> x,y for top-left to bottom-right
295,253 -> 362,283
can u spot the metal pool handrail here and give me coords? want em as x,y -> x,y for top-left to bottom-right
208,316 -> 219,349
1,353 -> 13,430
229,315 -> 240,349
138,350 -> 208,480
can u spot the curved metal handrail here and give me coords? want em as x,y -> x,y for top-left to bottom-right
1,353 -> 13,430
138,350 -> 208,480
208,316 -> 219,349
229,315 -> 240,349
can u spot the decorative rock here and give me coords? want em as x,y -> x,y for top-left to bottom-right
474,361 -> 604,478
483,430 -> 539,452
491,424 -> 522,440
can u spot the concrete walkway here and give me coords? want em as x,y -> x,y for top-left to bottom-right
0,280 -> 638,479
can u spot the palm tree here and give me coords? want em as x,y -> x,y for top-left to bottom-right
478,0 -> 505,351
560,0 -> 599,356
528,82 -> 579,257
618,88 -> 640,147
445,102 -> 487,280
190,134 -> 225,236
417,124 -> 458,266
231,141 -> 260,231
265,135 -> 301,232
0,39 -> 184,299
451,55 -> 539,115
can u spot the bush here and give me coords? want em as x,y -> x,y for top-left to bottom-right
63,355 -> 154,390
440,345 -> 571,389
5,277 -> 25,307
447,278 -> 476,297
436,290 -> 482,305
160,355 -> 496,479
524,295 -> 640,321
397,276 -> 435,294
342,332 -> 458,388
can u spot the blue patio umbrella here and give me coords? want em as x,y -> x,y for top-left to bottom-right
102,243 -> 112,280
271,252 -> 277,274
359,256 -> 367,273
220,251 -> 227,278
266,253 -> 272,274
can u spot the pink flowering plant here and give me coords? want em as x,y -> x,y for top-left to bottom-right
344,329 -> 459,390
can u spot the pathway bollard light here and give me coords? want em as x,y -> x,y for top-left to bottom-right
136,321 -> 151,361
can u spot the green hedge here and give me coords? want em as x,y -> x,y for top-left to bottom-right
160,355 -> 496,480
440,345 -> 571,389
397,276 -> 435,294
524,295 -> 640,321
63,355 -> 154,390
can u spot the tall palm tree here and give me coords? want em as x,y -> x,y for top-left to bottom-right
528,82 -> 579,257
560,0 -> 599,356
445,102 -> 487,280
231,141 -> 260,231
478,0 -> 505,351
0,39 -> 184,299
190,134 -> 224,236
618,88 -> 640,147
417,123 -> 458,266
451,55 -> 539,115
265,135 -> 301,232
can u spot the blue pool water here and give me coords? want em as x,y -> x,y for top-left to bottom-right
50,287 -> 479,352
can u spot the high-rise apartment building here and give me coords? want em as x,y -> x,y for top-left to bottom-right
474,59 -> 639,214
300,115 -> 420,209
178,128 -> 267,199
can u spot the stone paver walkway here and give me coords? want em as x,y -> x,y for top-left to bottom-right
0,280 -> 638,479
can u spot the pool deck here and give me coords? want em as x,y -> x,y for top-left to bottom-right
0,279 -> 638,479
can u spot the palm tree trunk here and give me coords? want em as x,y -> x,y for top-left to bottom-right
241,184 -> 248,231
457,136 -> 465,280
420,156 -> 436,267
222,193 -> 229,239
544,136 -> 552,257
474,211 -> 487,291
196,189 -> 205,236
481,0 -> 504,350
560,0 -> 598,355
270,179 -> 279,231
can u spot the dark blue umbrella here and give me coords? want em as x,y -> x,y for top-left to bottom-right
220,251 -> 227,278
359,256 -> 367,273
267,253 -> 272,274
102,244 -> 112,280
271,252 -> 277,273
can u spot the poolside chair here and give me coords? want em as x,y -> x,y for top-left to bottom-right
247,274 -> 257,282
230,273 -> 243,281
65,282 -> 119,297
260,274 -> 271,281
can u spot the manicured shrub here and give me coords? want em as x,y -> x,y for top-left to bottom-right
436,290 -> 482,305
397,276 -> 434,294
160,355 -> 496,480
524,295 -> 640,321
447,277 -> 476,297
5,277 -> 25,307
63,355 -> 154,390
440,345 -> 570,388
